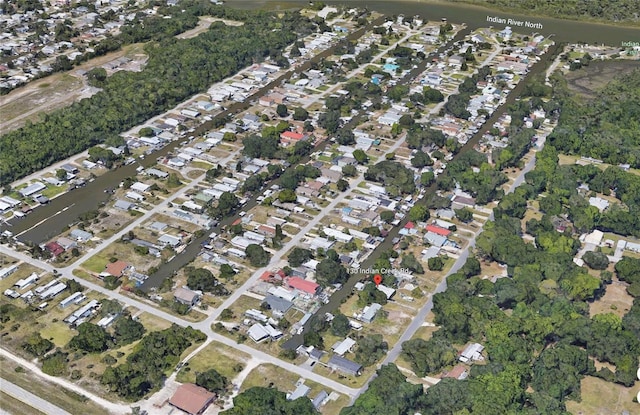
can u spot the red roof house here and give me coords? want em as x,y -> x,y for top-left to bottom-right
425,224 -> 451,237
260,271 -> 274,281
169,383 -> 215,415
404,221 -> 415,229
104,260 -> 130,278
45,241 -> 65,256
286,277 -> 320,295
280,131 -> 307,145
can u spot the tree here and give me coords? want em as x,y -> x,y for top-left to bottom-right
113,316 -> 145,346
288,247 -> 312,268
331,313 -> 351,337
421,171 -> 435,186
22,333 -> 54,357
303,331 -> 324,349
582,251 -> 609,270
196,369 -> 229,394
455,208 -> 473,223
336,128 -> 356,145
380,211 -> 395,223
401,336 -> 457,376
352,149 -> 369,164
227,387 -> 316,415
428,257 -> 444,271
69,323 -> 110,353
337,179 -> 349,191
398,252 -> 423,274
293,107 -> 308,121
408,205 -> 429,222
278,188 -> 297,203
246,244 -> 270,267
214,192 -> 239,218
276,104 -> 288,118
42,350 -> 68,376
410,150 -> 433,168
220,264 -> 237,280
56,169 -> 67,180
186,267 -> 225,293
316,258 -> 349,287
342,364 -> 422,415
342,164 -> 357,177
355,334 -> 388,367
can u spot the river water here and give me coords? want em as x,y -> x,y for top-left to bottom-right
229,0 -> 639,45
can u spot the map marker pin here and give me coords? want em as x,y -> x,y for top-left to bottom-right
373,274 -> 383,286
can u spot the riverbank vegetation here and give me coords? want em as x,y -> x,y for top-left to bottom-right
0,1 -> 319,186
447,0 -> 640,25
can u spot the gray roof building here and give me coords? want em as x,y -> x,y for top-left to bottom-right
264,294 -> 293,314
327,355 -> 363,376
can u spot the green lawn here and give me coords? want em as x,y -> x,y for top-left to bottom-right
80,255 -> 108,273
176,341 -> 249,384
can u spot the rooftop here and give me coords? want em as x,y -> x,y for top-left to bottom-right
169,383 -> 215,415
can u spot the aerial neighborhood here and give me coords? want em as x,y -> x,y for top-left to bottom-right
1,1 -> 639,415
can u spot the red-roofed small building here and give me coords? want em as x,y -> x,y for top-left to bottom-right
169,383 -> 215,415
404,221 -> 415,229
280,131 -> 308,145
425,224 -> 451,237
45,241 -> 65,257
104,260 -> 130,278
286,277 -> 320,296
260,271 -> 274,281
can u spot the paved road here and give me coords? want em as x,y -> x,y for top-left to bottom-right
351,45 -> 553,401
0,377 -> 72,415
0,347 -> 130,414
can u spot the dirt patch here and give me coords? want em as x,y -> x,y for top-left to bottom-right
176,16 -> 244,40
564,60 -> 640,100
589,278 -> 634,318
0,43 -> 147,133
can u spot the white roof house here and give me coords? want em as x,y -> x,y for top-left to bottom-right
459,343 -> 484,363
359,303 -> 382,323
332,337 -> 356,356
588,197 -> 610,212
131,182 -> 151,193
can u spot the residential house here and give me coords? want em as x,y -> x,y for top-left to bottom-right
158,234 -> 181,248
327,355 -> 363,376
174,287 -> 200,307
44,241 -> 65,256
70,229 -> 92,242
288,384 -> 311,401
286,277 -> 320,296
442,365 -> 469,380
359,303 -> 382,323
331,337 -> 356,356
264,294 -> 293,314
459,343 -> 484,363
114,200 -> 135,211
169,383 -> 215,415
104,261 -> 129,278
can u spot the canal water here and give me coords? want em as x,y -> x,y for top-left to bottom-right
4,1 -> 637,242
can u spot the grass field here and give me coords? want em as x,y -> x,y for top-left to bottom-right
565,376 -> 638,415
176,341 -> 249,384
0,358 -> 110,415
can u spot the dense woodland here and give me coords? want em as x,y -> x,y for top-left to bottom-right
0,1 -> 319,186
547,69 -> 640,168
451,0 -> 640,23
340,144 -> 640,415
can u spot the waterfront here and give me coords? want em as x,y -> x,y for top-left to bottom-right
229,0 -> 640,44
4,0 -> 638,243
